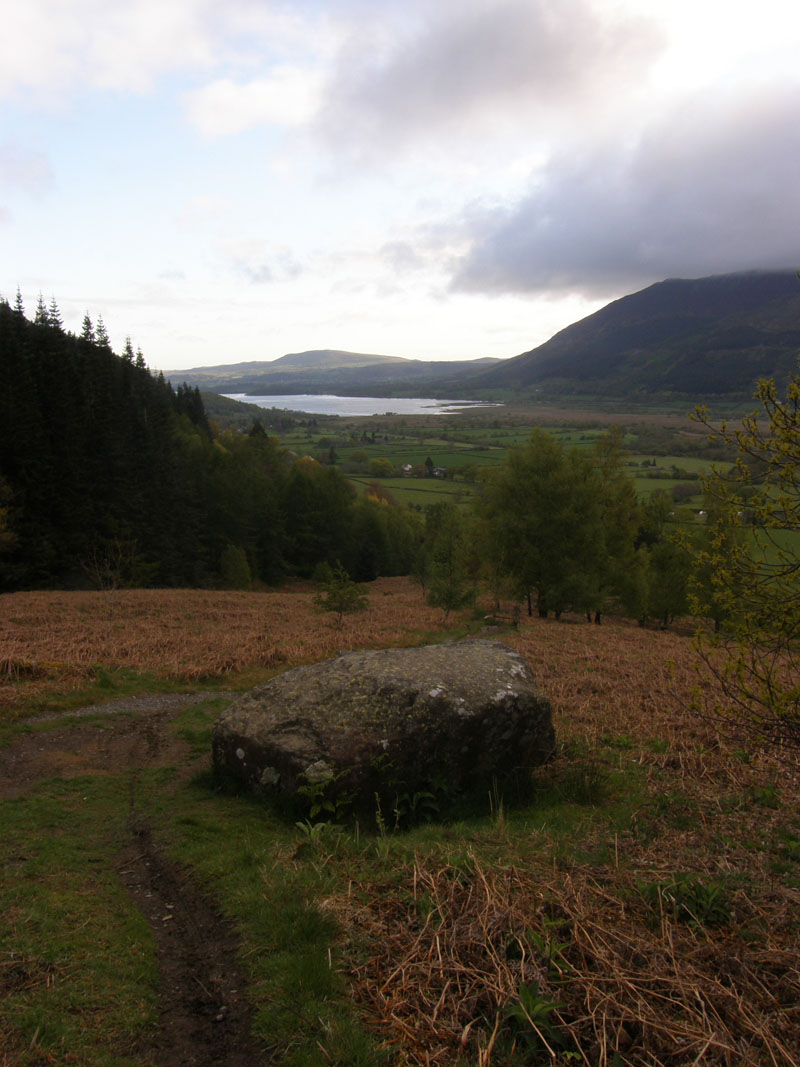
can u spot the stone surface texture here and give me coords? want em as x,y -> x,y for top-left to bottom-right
211,639 -> 555,813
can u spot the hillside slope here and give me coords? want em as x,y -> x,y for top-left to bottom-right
167,349 -> 498,396
474,270 -> 800,397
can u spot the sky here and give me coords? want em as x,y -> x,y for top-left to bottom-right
2,0 -> 799,373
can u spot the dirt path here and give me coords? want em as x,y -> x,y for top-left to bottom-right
0,693 -> 239,799
1,693 -> 268,1066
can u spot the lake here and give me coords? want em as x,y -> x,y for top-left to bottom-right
223,393 -> 501,416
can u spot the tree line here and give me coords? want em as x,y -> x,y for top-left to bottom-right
0,292 -> 711,619
0,295 -> 420,590
416,428 -> 704,628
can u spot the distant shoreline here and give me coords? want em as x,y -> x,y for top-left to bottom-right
222,393 -> 503,416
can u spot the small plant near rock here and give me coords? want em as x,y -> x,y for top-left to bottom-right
526,919 -> 573,981
503,980 -> 567,1057
392,789 -> 439,829
638,873 -> 731,927
295,818 -> 337,844
600,733 -> 635,750
749,784 -> 781,809
297,765 -> 354,823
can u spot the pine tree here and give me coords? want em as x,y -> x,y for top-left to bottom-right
122,337 -> 135,363
47,296 -> 63,331
95,314 -> 110,348
34,293 -> 49,326
81,313 -> 95,343
14,288 -> 24,316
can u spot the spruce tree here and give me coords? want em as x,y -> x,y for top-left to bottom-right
95,314 -> 110,348
34,293 -> 49,326
47,296 -> 63,331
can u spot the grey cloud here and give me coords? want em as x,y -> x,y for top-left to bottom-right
380,240 -> 426,272
450,84 -> 800,297
236,250 -> 304,285
316,0 -> 661,155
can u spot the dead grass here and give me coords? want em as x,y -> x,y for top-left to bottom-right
328,855 -> 800,1066
0,578 -> 448,712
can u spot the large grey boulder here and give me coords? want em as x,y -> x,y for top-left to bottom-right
212,640 -> 555,818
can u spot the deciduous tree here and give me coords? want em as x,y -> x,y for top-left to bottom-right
313,562 -> 368,629
692,361 -> 800,755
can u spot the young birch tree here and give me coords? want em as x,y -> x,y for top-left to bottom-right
692,362 -> 800,756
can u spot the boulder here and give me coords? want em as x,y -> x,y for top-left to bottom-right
212,639 -> 555,818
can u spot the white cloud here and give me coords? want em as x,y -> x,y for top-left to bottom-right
0,0 -> 326,102
183,66 -> 323,135
0,0 -> 215,99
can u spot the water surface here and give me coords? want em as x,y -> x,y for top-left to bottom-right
223,393 -> 500,417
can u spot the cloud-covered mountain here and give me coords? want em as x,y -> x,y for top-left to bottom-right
472,270 -> 800,398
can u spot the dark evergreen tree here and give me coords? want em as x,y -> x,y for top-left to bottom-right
34,293 -> 49,326
95,314 -> 110,348
47,296 -> 63,331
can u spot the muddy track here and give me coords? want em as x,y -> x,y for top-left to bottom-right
1,693 -> 269,1066
119,812 -> 265,1066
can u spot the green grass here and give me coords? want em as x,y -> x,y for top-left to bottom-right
349,474 -> 474,507
1,778 -> 158,1065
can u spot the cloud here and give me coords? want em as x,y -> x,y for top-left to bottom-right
0,0 -> 212,98
0,0 -> 319,101
0,141 -> 54,196
314,0 -> 662,158
183,66 -> 323,135
220,238 -> 304,285
450,83 -> 800,297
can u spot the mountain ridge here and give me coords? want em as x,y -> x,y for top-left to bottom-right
167,270 -> 800,400
472,270 -> 800,397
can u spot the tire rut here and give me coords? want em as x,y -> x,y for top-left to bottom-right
2,692 -> 268,1065
118,815 -> 267,1067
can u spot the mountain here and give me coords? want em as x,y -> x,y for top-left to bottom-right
472,270 -> 800,398
167,271 -> 800,402
165,349 -> 499,396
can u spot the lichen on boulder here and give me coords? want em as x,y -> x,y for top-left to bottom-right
212,639 -> 555,819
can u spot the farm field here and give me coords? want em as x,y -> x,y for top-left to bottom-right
260,407 -> 733,517
2,579 -> 799,1065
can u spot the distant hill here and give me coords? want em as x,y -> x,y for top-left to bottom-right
165,349 -> 499,396
472,270 -> 800,398
167,272 -> 800,402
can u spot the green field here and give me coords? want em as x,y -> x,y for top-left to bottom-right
254,407 -> 739,516
349,475 -> 475,508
